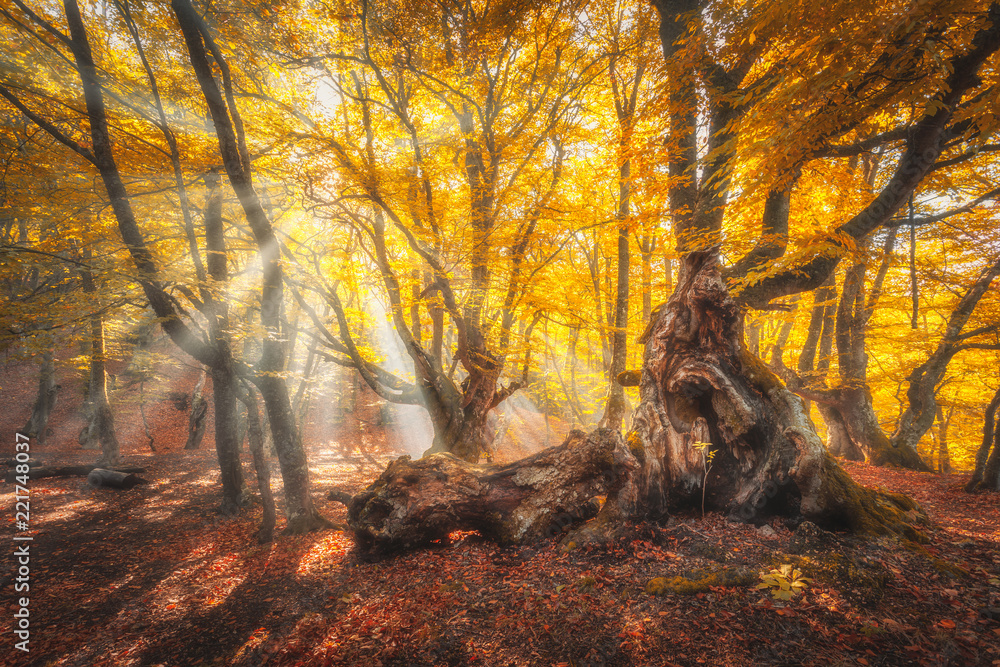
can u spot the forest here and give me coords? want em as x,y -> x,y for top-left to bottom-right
1,0 -> 999,665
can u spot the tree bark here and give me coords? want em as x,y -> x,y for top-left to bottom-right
599,168 -> 630,431
21,349 -> 57,444
817,403 -> 864,461
79,255 -> 119,468
237,380 -> 276,542
345,254 -> 928,553
203,168 -> 249,513
935,405 -> 953,474
185,371 -> 208,450
341,429 -> 624,552
575,252 -> 927,544
967,386 -> 1000,492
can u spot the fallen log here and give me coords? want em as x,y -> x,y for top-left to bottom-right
3,458 -> 43,468
86,468 -> 148,490
4,465 -> 146,483
337,428 -> 629,552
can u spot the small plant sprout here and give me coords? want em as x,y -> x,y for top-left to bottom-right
757,565 -> 812,601
692,440 -> 716,517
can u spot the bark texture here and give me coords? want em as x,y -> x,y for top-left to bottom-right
185,371 -> 208,450
966,386 -> 1000,492
578,253 -> 927,543
22,350 -> 57,444
341,429 -> 626,552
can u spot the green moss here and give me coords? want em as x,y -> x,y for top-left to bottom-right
739,349 -> 784,395
819,454 -> 929,543
646,567 -> 755,596
931,557 -> 970,579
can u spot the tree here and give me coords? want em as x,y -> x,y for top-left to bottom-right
279,0 -> 606,461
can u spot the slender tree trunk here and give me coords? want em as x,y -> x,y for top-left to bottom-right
212,365 -> 249,513
935,405 -> 954,474
185,371 -> 208,450
891,256 -> 1000,454
641,235 -> 653,325
79,258 -> 119,467
600,159 -> 631,430
967,386 -> 1000,492
202,169 -> 249,511
22,348 -> 57,444
237,381 -> 276,542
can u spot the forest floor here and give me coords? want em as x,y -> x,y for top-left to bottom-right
1,360 -> 1000,666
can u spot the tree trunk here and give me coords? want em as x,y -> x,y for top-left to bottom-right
599,157 -> 631,431
22,349 -> 57,444
185,371 -> 208,450
79,261 -> 120,468
173,0 -> 331,533
980,426 -> 1000,492
967,386 -> 1000,492
341,428 -> 623,552
237,381 -> 276,542
890,256 -> 1000,454
203,168 -> 249,513
817,403 -> 864,461
935,405 -> 954,474
212,366 -> 250,513
574,252 -> 926,544
836,385 -> 928,470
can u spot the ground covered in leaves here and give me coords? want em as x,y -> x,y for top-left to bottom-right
0,444 -> 998,667
1,358 -> 999,667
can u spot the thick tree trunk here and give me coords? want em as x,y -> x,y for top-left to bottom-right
576,252 -> 927,543
817,403 -> 864,461
22,349 -> 57,444
422,377 -> 496,463
341,429 -> 624,552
